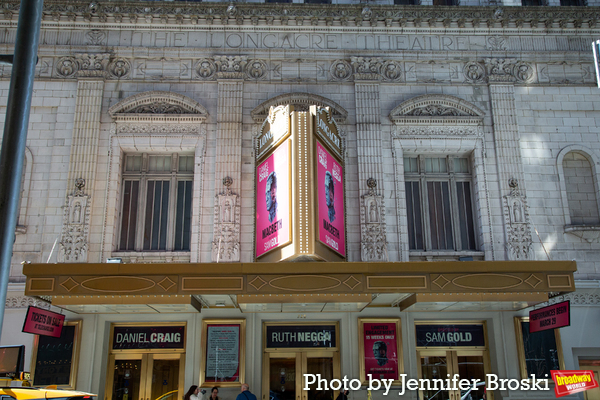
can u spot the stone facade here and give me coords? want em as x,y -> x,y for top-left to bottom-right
1,0 -> 600,397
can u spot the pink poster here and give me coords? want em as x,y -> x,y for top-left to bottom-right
363,322 -> 399,381
256,140 -> 290,258
317,141 -> 345,256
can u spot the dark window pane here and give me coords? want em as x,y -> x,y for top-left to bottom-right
144,181 -> 170,251
428,181 -> 454,250
560,0 -> 584,5
456,182 -> 476,250
395,0 -> 417,4
522,0 -> 543,5
175,181 -> 193,251
433,0 -> 457,5
266,0 -> 292,3
120,180 -> 139,251
305,0 -> 331,3
406,181 -> 423,250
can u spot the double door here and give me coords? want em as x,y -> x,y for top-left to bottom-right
263,351 -> 340,400
418,350 -> 490,400
105,353 -> 185,400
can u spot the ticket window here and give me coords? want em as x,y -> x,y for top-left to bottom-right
416,324 -> 492,400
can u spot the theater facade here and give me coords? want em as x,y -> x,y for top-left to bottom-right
1,0 -> 600,400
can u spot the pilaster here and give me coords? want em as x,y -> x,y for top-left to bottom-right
58,55 -> 107,263
352,57 -> 388,262
486,58 -> 533,260
212,56 -> 246,262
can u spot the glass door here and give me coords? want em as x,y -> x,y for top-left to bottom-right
265,353 -> 301,400
418,351 -> 490,400
106,353 -> 184,400
263,352 -> 339,400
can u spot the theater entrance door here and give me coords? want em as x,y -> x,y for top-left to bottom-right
262,323 -> 340,400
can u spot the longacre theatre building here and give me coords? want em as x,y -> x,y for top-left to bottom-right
1,0 -> 599,400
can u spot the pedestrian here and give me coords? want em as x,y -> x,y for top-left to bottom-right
209,387 -> 220,400
236,384 -> 257,400
335,390 -> 349,400
184,386 -> 200,400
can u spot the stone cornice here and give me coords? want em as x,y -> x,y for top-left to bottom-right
1,2 -> 599,32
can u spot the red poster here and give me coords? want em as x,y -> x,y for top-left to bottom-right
316,141 -> 345,256
552,370 -> 599,397
256,140 -> 291,257
529,301 -> 570,333
22,306 -> 65,338
363,322 -> 399,380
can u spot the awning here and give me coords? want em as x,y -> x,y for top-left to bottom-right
23,260 -> 576,313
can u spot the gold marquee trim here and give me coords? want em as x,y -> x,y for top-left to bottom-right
23,261 -> 577,305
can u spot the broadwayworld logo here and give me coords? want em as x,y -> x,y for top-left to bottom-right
551,370 -> 599,398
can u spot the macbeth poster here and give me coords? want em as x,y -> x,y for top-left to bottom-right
256,140 -> 291,257
317,141 -> 345,256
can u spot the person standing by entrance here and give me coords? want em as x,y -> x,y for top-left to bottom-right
185,386 -> 201,400
236,384 -> 257,400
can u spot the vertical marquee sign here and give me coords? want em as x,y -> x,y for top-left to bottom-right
255,105 -> 346,262
256,106 -> 292,259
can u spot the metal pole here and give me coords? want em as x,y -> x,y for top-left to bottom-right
0,0 -> 44,337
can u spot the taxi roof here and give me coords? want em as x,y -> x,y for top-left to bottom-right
0,387 -> 96,400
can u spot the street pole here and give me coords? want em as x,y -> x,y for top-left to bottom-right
0,0 -> 44,337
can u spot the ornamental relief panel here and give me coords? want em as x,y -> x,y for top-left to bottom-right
43,52 -> 590,85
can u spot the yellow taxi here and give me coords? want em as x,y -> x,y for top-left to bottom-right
0,387 -> 96,400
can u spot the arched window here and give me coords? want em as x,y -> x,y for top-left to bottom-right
560,150 -> 600,225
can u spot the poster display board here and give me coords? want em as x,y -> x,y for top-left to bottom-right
256,139 -> 291,257
358,318 -> 403,384
200,319 -> 245,387
515,317 -> 565,380
316,141 -> 345,256
31,320 -> 82,389
529,300 -> 570,333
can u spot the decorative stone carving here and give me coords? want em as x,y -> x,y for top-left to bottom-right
116,124 -> 202,135
71,53 -> 110,78
503,179 -> 532,260
463,62 -> 486,83
195,58 -> 217,80
545,292 -> 600,306
108,58 -> 131,79
85,30 -> 106,46
109,91 -> 209,121
212,177 -> 240,262
5,296 -> 50,309
56,56 -> 78,78
246,59 -> 268,80
251,92 -> 348,123
351,57 -> 382,81
485,58 -> 535,84
389,94 -> 485,127
395,126 -> 481,137
381,61 -> 403,82
58,179 -> 90,263
360,179 -> 388,261
214,55 -> 248,79
330,60 -> 352,82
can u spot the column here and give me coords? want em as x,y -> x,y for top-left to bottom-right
352,57 -> 388,262
58,54 -> 107,263
486,58 -> 533,260
211,56 -> 246,262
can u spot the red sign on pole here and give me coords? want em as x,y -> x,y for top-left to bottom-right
529,300 -> 570,333
22,306 -> 65,338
